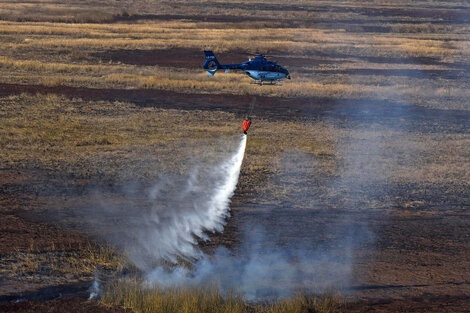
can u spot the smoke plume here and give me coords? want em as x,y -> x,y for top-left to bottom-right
83,122 -> 390,300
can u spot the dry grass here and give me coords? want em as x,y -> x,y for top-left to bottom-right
0,93 -> 334,184
1,53 -> 468,106
1,21 -> 465,60
0,0 -> 469,110
0,1 -> 118,23
102,279 -> 341,313
2,0 -> 469,24
0,15 -> 468,109
0,242 -> 123,289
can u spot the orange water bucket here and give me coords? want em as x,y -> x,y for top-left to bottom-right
243,119 -> 251,134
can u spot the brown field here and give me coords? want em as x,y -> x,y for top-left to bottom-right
1,0 -> 470,312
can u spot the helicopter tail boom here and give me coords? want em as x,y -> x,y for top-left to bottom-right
203,50 -> 244,76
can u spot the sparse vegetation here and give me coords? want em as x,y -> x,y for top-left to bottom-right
102,279 -> 341,313
0,242 -> 124,294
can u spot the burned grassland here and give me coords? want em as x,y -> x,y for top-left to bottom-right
0,0 -> 470,312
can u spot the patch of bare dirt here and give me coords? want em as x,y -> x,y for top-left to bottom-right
0,171 -> 89,254
92,47 -> 338,68
346,295 -> 470,312
0,299 -> 132,313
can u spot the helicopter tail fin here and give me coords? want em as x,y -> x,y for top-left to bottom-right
203,50 -> 220,76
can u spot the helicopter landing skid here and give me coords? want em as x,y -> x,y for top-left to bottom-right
251,80 -> 281,86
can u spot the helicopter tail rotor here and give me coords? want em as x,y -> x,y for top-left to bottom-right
203,50 -> 220,76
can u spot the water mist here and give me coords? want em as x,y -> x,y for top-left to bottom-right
101,135 -> 247,270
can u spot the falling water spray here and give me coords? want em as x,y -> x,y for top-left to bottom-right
194,134 -> 247,238
97,135 -> 248,270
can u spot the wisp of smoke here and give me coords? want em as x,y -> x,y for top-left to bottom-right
88,270 -> 101,300
146,229 -> 353,301
144,149 -> 367,300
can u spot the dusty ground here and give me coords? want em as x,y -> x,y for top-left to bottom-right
1,0 -> 470,312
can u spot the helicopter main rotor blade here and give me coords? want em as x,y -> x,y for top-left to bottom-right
234,51 -> 286,58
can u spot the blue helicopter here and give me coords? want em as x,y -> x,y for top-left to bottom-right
203,50 -> 290,85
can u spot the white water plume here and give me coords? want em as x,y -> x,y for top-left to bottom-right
110,135 -> 247,270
